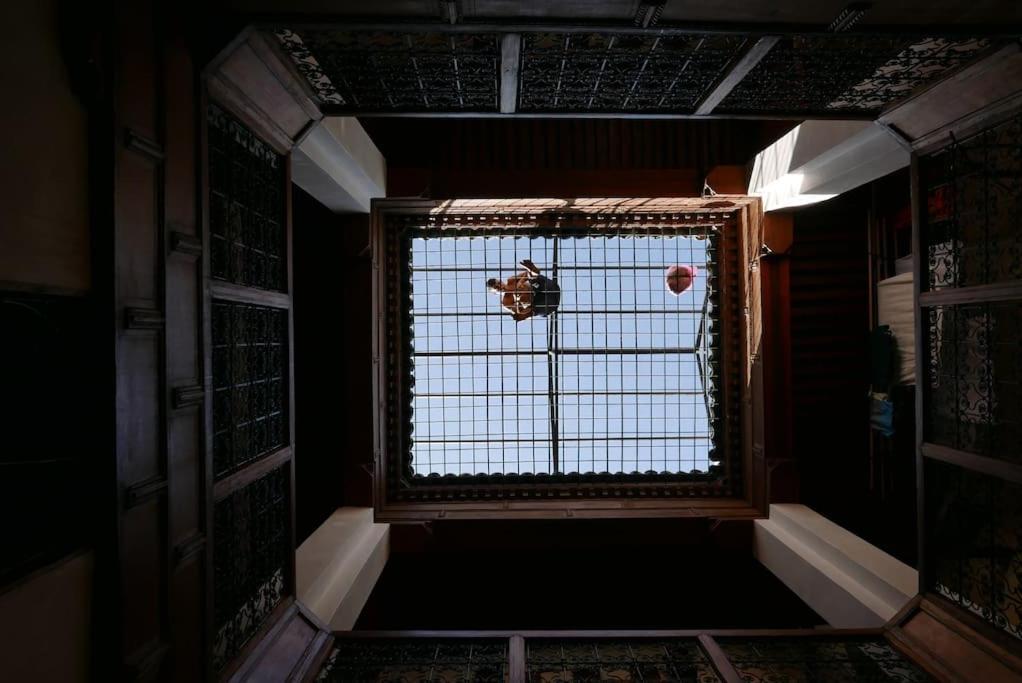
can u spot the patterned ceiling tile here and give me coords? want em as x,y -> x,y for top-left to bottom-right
717,34 -> 997,116
518,32 -> 748,113
275,29 -> 500,112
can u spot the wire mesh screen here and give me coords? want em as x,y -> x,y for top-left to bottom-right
406,227 -> 720,478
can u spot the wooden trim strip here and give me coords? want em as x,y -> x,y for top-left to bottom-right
173,532 -> 206,567
124,127 -> 165,162
919,596 -> 1022,674
124,475 -> 168,509
214,446 -> 292,501
919,280 -> 1022,306
211,280 -> 291,309
698,634 -> 743,683
290,630 -> 332,683
223,599 -> 297,682
694,36 -> 780,116
921,442 -> 1022,485
125,306 -> 165,330
330,628 -> 886,639
884,627 -> 968,683
508,635 -> 525,683
172,384 -> 205,410
170,231 -> 203,258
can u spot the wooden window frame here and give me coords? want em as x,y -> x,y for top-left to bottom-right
371,198 -> 766,521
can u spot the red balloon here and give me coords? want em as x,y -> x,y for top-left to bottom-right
665,265 -> 697,295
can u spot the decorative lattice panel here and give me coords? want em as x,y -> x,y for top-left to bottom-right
275,29 -> 500,112
717,35 -> 992,116
926,460 -> 1022,642
526,639 -> 721,682
926,303 -> 1022,464
922,111 -> 1022,290
317,639 -> 508,682
518,32 -> 746,113
207,103 -> 286,292
211,300 -> 289,479
212,464 -> 290,673
717,638 -> 933,682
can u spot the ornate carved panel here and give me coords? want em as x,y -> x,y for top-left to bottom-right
926,460 -> 1022,642
275,29 -> 500,112
207,103 -> 287,292
211,300 -> 289,479
517,32 -> 746,113
921,112 -> 1022,290
926,303 -> 1022,464
526,639 -> 721,682
212,464 -> 290,673
717,637 -> 932,682
714,35 -> 994,116
317,639 -> 508,682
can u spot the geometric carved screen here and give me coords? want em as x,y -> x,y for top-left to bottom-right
717,637 -> 933,682
273,27 -> 998,118
317,639 -> 509,682
275,29 -> 500,112
525,639 -> 721,681
922,111 -> 1022,291
207,103 -> 287,292
919,110 -> 1022,646
925,460 -> 1022,642
717,35 -> 992,116
518,32 -> 746,114
212,464 -> 290,673
211,300 -> 289,480
926,303 -> 1022,465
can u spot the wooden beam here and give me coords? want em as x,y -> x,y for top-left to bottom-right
918,280 -> 1022,306
921,442 -> 1022,485
697,635 -> 744,683
500,34 -> 522,114
694,36 -> 780,115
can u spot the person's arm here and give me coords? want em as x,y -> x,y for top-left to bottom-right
520,259 -> 541,276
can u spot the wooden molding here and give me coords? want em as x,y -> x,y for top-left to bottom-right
124,127 -> 165,162
170,231 -> 203,258
172,384 -> 205,410
124,476 -> 168,509
214,446 -> 292,501
173,533 -> 206,567
210,280 -> 291,309
125,307 -> 165,330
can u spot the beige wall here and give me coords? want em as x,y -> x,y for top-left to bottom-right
0,552 -> 93,682
0,0 -> 90,293
0,2 -> 94,679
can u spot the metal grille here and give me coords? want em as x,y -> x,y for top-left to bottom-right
211,300 -> 289,479
926,459 -> 1022,642
276,29 -> 500,112
212,464 -> 290,673
717,638 -> 933,682
316,639 -> 508,682
922,111 -> 1022,290
207,103 -> 286,291
405,227 -> 721,479
717,35 -> 992,116
518,32 -> 746,113
927,303 -> 1022,465
526,639 -> 721,681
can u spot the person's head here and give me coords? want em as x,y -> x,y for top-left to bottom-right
486,278 -> 500,291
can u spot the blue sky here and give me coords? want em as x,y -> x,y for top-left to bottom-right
408,233 -> 715,477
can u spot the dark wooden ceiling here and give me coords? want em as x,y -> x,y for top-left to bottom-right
270,24 -> 1004,117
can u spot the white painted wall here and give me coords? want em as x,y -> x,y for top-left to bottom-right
754,504 -> 917,628
292,117 -> 386,213
748,121 -> 909,212
296,507 -> 390,630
